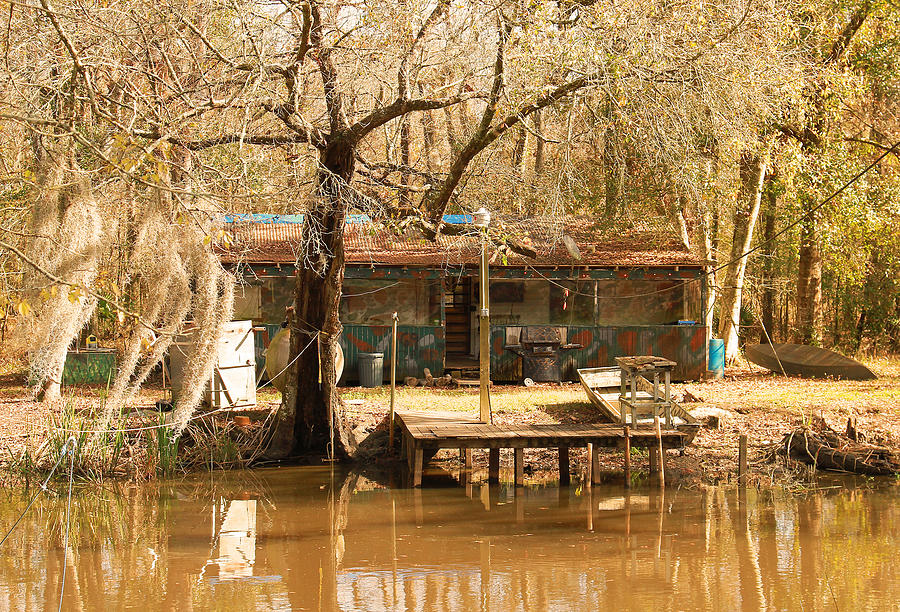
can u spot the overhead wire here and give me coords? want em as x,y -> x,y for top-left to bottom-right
58,440 -> 75,612
0,436 -> 77,548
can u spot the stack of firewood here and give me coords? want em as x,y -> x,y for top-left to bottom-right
404,368 -> 459,389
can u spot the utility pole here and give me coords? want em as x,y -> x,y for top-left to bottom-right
474,207 -> 492,424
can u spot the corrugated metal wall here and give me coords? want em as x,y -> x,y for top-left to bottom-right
491,324 -> 708,382
339,324 -> 445,384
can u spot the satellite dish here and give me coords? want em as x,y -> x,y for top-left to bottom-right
562,235 -> 582,261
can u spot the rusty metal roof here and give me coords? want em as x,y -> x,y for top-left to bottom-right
219,216 -> 703,268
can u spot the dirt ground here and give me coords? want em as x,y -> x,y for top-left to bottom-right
341,356 -> 900,486
1,354 -> 898,485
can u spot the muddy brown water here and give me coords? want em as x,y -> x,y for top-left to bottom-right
0,466 -> 897,611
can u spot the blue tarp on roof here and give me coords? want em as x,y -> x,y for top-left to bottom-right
223,213 -> 472,225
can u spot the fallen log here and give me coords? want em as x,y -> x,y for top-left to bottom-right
783,428 -> 899,476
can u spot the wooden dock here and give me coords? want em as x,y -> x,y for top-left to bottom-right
396,409 -> 699,487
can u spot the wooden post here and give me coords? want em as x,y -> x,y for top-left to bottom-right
586,443 -> 593,488
390,312 -> 398,449
623,426 -> 631,489
479,239 -> 491,424
488,448 -> 500,483
652,371 -> 660,406
664,369 -> 672,427
464,447 -> 473,470
649,443 -> 658,475
738,434 -> 748,484
654,416 -> 665,489
558,446 -> 570,485
591,444 -> 600,486
514,448 -> 524,487
630,373 -> 638,428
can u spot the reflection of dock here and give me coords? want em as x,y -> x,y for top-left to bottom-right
396,409 -> 698,487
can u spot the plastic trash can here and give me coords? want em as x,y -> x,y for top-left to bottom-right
708,339 -> 724,379
358,352 -> 384,388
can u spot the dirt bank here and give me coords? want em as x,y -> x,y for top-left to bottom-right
1,356 -> 898,484
343,357 -> 900,486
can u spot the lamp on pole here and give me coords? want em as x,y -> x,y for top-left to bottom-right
473,207 -> 492,424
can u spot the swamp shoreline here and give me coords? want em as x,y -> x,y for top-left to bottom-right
1,356 -> 899,486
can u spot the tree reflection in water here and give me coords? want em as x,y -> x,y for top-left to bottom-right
0,467 -> 897,610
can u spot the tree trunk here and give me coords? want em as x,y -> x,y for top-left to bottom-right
420,109 -> 439,173
512,124 -> 527,176
512,124 -> 529,215
701,204 -> 718,332
533,109 -> 544,177
790,5 -> 871,346
796,205 -> 823,345
398,117 -> 411,209
853,248 -> 879,351
269,138 -> 355,459
603,96 -> 624,218
759,182 -> 777,344
718,151 -> 767,363
676,194 -> 692,251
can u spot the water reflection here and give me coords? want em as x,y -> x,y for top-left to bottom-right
216,499 -> 257,579
0,467 -> 897,611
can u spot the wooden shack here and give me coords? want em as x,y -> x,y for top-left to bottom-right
220,215 -> 708,382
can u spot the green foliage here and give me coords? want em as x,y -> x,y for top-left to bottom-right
147,414 -> 180,477
46,398 -> 128,480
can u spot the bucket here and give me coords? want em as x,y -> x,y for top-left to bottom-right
708,339 -> 725,379
358,352 -> 384,388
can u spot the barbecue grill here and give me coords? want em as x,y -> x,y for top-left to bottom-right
505,326 -> 582,382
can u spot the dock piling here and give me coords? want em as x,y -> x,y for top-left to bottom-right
389,312 -> 398,449
514,448 -> 524,487
738,434 -> 748,484
623,426 -> 631,488
559,446 -> 570,485
654,416 -> 665,489
412,447 -> 423,487
488,448 -> 500,483
460,447 -> 473,470
590,444 -> 600,486
586,443 -> 593,488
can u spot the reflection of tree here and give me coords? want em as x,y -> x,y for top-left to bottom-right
4,474 -> 900,609
798,495 -> 822,612
727,488 -> 766,611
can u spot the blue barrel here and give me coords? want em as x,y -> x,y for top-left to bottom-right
708,339 -> 725,378
358,352 -> 384,388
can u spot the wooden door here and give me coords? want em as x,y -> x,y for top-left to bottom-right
444,277 -> 472,356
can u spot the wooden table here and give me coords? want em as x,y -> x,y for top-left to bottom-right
615,356 -> 677,428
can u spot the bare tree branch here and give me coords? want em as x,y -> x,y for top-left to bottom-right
343,91 -> 485,144
826,1 -> 871,65
424,70 -> 599,223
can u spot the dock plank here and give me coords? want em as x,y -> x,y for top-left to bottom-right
395,409 -> 696,450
